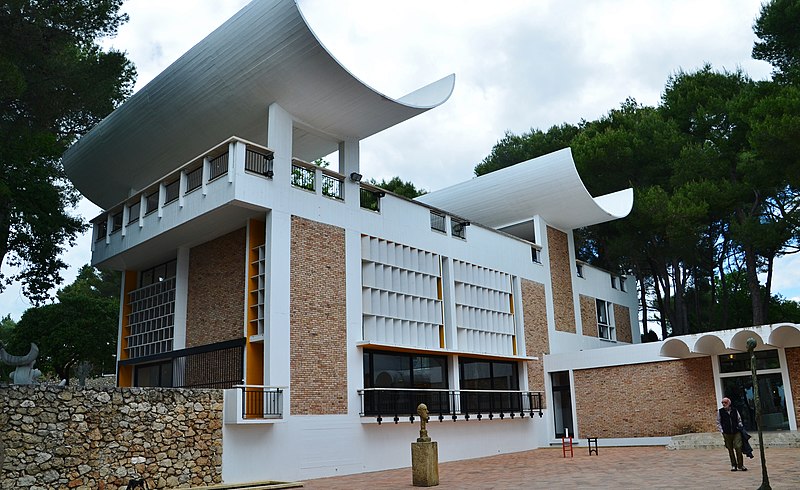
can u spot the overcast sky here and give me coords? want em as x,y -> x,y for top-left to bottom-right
3,0 -> 798,320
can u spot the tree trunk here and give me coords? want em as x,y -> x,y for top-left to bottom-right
639,273 -> 648,339
764,254 -> 775,324
672,259 -> 690,336
743,244 -> 766,325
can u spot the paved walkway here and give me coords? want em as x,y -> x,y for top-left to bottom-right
304,446 -> 800,489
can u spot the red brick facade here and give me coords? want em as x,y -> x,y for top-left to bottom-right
579,294 -> 597,338
547,227 -> 576,333
573,357 -> 717,438
614,304 -> 632,343
186,228 -> 246,347
522,279 -> 549,404
289,216 -> 348,415
787,347 -> 800,429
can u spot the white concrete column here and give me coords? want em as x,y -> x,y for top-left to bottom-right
264,209 -> 292,393
512,275 -> 526,358
178,169 -> 187,208
157,182 -> 166,219
138,194 -> 146,227
228,140 -> 243,184
202,157 -> 211,196
440,257 -> 458,350
267,103 -> 293,184
339,138 -> 360,207
345,229 -> 365,416
173,246 -> 190,350
121,205 -> 129,237
105,214 -> 112,244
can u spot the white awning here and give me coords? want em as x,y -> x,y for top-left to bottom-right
659,323 -> 800,358
63,0 -> 454,209
416,148 -> 633,231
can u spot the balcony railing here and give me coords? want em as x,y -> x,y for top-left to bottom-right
358,388 -> 543,424
119,337 -> 245,389
209,153 -> 229,181
239,385 -> 283,419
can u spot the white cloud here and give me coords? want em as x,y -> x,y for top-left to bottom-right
1,0 -> 789,320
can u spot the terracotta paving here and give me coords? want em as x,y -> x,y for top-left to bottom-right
303,446 -> 800,489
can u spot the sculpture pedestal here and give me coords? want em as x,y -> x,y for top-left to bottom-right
411,440 -> 439,487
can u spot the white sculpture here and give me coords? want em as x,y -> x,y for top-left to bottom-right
0,343 -> 42,385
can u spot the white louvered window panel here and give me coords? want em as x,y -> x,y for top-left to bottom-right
452,259 -> 516,356
361,236 -> 443,349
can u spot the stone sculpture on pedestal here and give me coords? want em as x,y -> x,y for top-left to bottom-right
411,403 -> 439,487
0,343 -> 42,385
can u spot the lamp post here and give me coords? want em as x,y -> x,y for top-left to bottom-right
746,337 -> 771,490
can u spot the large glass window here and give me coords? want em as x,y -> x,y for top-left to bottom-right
459,358 -> 520,413
596,299 -> 615,340
363,350 -> 448,415
719,350 -> 780,373
718,350 -> 788,431
135,361 -> 173,387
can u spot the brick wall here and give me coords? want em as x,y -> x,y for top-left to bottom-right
547,227 -> 576,333
573,357 -> 717,438
579,294 -> 597,338
614,304 -> 633,343
1,386 -> 222,490
186,228 -> 246,347
289,216 -> 347,415
787,347 -> 800,429
521,279 -> 549,404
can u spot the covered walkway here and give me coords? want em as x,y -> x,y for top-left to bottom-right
304,446 -> 800,489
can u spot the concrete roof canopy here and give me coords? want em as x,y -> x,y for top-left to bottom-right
659,323 -> 800,358
416,148 -> 634,231
63,0 -> 455,209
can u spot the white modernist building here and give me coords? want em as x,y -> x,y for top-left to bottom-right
62,0 -> 800,484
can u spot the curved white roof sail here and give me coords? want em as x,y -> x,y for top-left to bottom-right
63,0 -> 455,209
416,148 -> 634,231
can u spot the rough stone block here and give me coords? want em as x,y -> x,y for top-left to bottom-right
411,441 -> 439,487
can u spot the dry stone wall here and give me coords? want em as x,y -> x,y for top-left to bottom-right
0,385 -> 223,489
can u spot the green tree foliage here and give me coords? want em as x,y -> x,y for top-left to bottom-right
475,63 -> 800,337
0,1 -> 136,303
371,176 -> 426,199
8,265 -> 120,382
0,314 -> 15,381
475,123 -> 582,176
753,0 -> 800,82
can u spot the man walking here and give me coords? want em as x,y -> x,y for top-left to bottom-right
716,397 -> 747,471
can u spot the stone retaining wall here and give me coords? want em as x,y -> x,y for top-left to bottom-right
0,385 -> 223,489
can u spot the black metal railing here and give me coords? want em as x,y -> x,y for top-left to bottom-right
240,385 -> 283,419
322,173 -> 344,200
164,179 -> 180,204
185,166 -> 203,193
360,187 -> 384,212
111,211 -> 123,233
291,163 -> 315,191
244,149 -> 274,177
120,337 -> 245,389
359,388 -> 543,424
95,220 -> 108,241
127,203 -> 139,224
145,190 -> 159,215
209,152 -> 229,181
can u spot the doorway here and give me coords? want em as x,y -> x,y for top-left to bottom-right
718,349 -> 789,431
720,373 -> 789,431
551,371 -> 574,438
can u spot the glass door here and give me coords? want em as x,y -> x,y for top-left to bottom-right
551,371 -> 574,438
720,374 -> 789,431
718,349 -> 789,431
